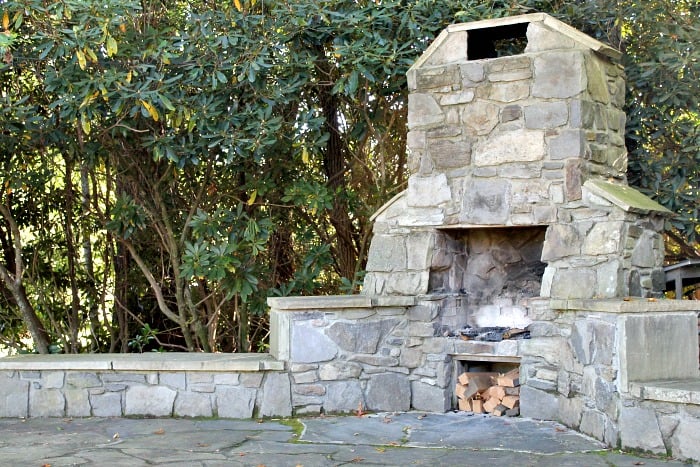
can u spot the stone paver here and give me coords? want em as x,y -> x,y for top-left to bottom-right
0,412 -> 693,466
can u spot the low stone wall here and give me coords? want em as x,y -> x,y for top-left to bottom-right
0,354 -> 287,418
520,298 -> 700,461
269,294 -> 524,415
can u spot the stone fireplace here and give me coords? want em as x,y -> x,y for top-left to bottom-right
269,15 -> 699,458
2,12 -> 699,461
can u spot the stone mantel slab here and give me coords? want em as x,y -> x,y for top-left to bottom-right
268,295 -> 417,310
0,353 -> 284,372
550,298 -> 700,313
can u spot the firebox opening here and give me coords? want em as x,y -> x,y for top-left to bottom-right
431,226 -> 547,330
467,23 -> 529,60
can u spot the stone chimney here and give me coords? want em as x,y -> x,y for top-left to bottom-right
363,13 -> 671,302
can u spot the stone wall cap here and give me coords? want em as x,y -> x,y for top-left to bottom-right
584,180 -> 674,215
550,298 -> 699,313
0,353 -> 284,371
267,295 -> 373,310
411,13 -> 621,72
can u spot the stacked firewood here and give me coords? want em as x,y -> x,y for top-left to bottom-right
455,368 -> 520,416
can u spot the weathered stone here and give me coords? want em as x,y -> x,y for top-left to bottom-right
65,389 -> 92,417
541,224 -> 581,261
585,55 -> 610,104
570,319 -> 614,366
385,271 -> 430,296
174,392 -> 212,417
428,139 -> 472,170
125,385 -> 175,416
406,174 -> 451,207
41,372 -> 65,389
462,100 -> 500,135
631,231 -> 659,268
596,260 -> 623,297
241,372 -> 265,388
190,383 -> 216,393
551,268 -> 596,299
565,159 -> 583,200
260,372 -> 292,417
324,381 -> 364,414
350,355 -> 399,367
406,232 -> 435,270
0,373 -> 28,417
65,372 -> 102,389
440,90 -> 475,106
582,222 -> 623,255
619,406 -> 666,454
293,370 -> 318,384
671,416 -> 700,461
548,129 -> 585,160
366,373 -> 411,411
216,386 -> 256,418
407,93 -> 444,129
520,385 -> 558,420
525,102 -> 568,129
411,381 -> 450,412
474,130 -> 545,166
399,347 -> 423,368
327,319 -> 398,354
293,384 -> 326,396
501,105 -> 522,123
291,324 -> 337,363
558,396 -> 583,428
462,178 -> 510,225
489,68 -> 533,82
488,81 -> 531,103
365,234 -> 407,272
579,409 -> 607,441
318,361 -> 362,380
460,62 -> 485,85
102,373 -> 145,383
90,391 -> 123,417
213,373 -> 240,386
29,389 -> 65,417
416,66 -> 459,90
533,51 -> 586,98
525,22 -> 576,53
160,372 -> 187,390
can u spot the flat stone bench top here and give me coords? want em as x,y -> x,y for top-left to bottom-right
0,352 -> 284,372
551,298 -> 700,313
268,294 -> 417,310
629,379 -> 700,405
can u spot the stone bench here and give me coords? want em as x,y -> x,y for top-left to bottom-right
0,353 -> 286,419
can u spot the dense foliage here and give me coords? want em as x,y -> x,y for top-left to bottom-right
0,0 -> 697,353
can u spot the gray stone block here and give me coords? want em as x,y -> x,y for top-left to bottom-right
365,373 -> 411,412
533,51 -> 585,98
407,93 -> 443,129
579,409 -> 607,441
411,381 -> 450,412
91,391 -> 123,417
327,319 -> 398,354
520,385 -> 558,420
525,22 -> 576,53
0,373 -> 28,417
260,372 -> 292,417
525,102 -> 568,129
460,62 -> 485,84
548,129 -> 585,160
488,81 -> 531,103
125,385 -> 175,416
216,386 -> 256,418
550,269 -> 596,299
671,416 -> 700,462
474,129 -> 545,166
462,100 -> 500,135
324,381 -> 365,414
406,174 -> 451,208
619,406 -> 666,454
365,234 -> 406,272
319,361 -> 362,381
65,372 -> 101,389
65,389 -> 91,417
463,179 -> 510,225
160,372 -> 187,390
29,389 -> 65,417
291,324 -> 337,363
174,392 -> 213,417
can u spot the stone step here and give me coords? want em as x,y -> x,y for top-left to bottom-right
629,379 -> 700,405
